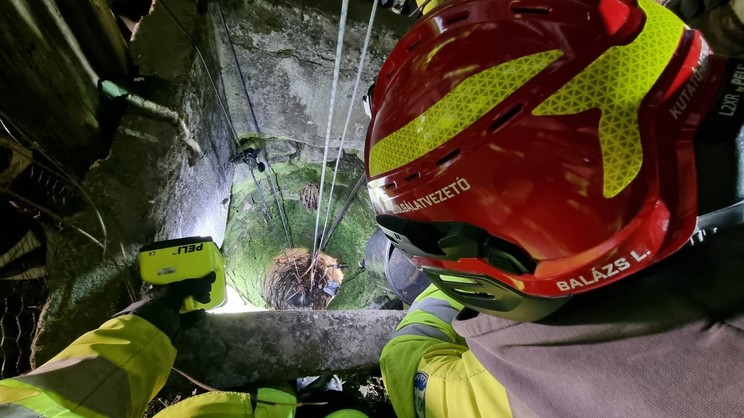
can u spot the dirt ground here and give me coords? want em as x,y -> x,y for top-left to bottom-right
264,248 -> 343,310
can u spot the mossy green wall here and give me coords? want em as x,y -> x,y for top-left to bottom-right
224,156 -> 390,309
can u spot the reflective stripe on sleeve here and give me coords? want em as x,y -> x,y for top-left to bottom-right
395,290 -> 464,343
0,378 -> 99,417
0,315 -> 175,418
393,323 -> 451,340
0,403 -> 41,417
408,297 -> 460,325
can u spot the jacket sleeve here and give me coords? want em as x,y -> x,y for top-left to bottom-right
380,284 -> 512,418
0,314 -> 176,417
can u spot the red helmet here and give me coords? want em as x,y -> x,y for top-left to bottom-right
365,0 -> 722,321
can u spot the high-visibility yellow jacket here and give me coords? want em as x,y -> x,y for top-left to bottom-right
0,314 -> 367,418
380,285 -> 513,418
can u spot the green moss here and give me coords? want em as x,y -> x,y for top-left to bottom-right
223,158 -> 387,309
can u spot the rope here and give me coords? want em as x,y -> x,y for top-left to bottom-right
318,1 -> 378,252
319,173 -> 366,251
162,0 -> 292,245
263,162 -> 293,248
0,117 -> 109,256
312,0 -> 351,261
215,3 -> 261,134
249,165 -> 276,229
215,2 -> 292,248
159,0 -> 242,153
0,186 -> 105,250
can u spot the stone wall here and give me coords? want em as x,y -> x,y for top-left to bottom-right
34,1 -> 235,363
34,0 -> 410,373
216,0 -> 409,162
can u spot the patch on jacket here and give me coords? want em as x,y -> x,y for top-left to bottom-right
414,371 -> 428,418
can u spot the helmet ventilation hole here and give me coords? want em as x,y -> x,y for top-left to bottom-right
436,149 -> 461,166
406,35 -> 422,52
405,172 -> 421,182
444,10 -> 470,26
385,182 -> 397,190
510,5 -> 552,15
489,104 -> 523,132
385,67 -> 396,80
488,103 -> 522,132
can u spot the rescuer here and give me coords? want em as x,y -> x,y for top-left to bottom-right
0,272 -> 368,417
366,0 -> 744,416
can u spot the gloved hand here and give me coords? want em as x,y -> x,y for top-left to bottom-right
116,272 -> 216,342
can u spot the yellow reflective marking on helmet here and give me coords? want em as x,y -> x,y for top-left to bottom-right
532,0 -> 683,198
369,50 -> 563,177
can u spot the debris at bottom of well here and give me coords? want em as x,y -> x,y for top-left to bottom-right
264,248 -> 343,310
